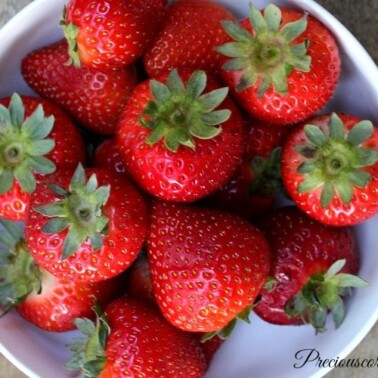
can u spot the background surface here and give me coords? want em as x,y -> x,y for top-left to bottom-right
0,0 -> 377,377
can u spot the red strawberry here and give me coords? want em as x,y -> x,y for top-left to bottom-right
281,113 -> 378,226
117,69 -> 244,202
216,3 -> 341,125
143,0 -> 236,77
0,93 -> 86,221
21,39 -> 137,135
92,137 -> 127,174
254,206 -> 368,332
146,200 -> 271,336
0,219 -> 122,332
25,164 -> 148,282
62,0 -> 167,70
204,118 -> 289,219
66,298 -> 207,377
124,251 -> 155,302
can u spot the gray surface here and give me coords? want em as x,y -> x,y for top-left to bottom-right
0,1 -> 377,378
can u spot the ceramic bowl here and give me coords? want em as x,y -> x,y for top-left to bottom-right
0,1 -> 378,377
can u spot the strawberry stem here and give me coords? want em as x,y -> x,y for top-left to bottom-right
216,3 -> 311,97
285,259 -> 369,332
139,69 -> 230,152
0,219 -> 41,315
295,113 -> 378,207
0,93 -> 56,194
35,164 -> 110,259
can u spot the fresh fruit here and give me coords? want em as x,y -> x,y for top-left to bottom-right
143,0 -> 236,77
204,118 -> 288,219
25,164 -> 148,282
61,0 -> 167,70
92,137 -> 127,174
147,200 -> 271,336
0,218 -> 122,332
254,206 -> 368,332
21,39 -> 137,135
0,93 -> 86,220
216,3 -> 341,125
117,68 -> 244,202
66,298 -> 207,377
124,251 -> 224,362
124,251 -> 155,302
281,112 -> 378,226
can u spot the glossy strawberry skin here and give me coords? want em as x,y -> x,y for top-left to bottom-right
281,114 -> 378,226
92,138 -> 127,174
147,201 -> 271,332
65,0 -> 167,70
17,270 -> 122,332
21,39 -> 137,135
116,72 -> 244,202
25,168 -> 148,282
144,0 -> 236,77
0,96 -> 86,221
204,119 -> 289,219
254,206 -> 360,325
99,297 -> 207,378
219,8 -> 341,125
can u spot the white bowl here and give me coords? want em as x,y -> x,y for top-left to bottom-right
0,1 -> 378,378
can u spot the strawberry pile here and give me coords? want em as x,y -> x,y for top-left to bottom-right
0,0 -> 374,377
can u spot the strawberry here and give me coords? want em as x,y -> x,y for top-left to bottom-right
281,113 -> 378,226
66,298 -> 207,377
254,206 -> 368,332
116,68 -> 244,202
21,39 -> 137,135
0,93 -> 86,221
0,219 -> 122,332
216,3 -> 341,125
61,0 -> 167,70
146,200 -> 271,337
143,0 -> 236,77
125,251 -> 224,364
124,251 -> 155,302
24,164 -> 148,282
204,118 -> 289,219
92,137 -> 127,174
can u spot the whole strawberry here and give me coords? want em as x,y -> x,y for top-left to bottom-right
25,164 -> 148,282
254,206 -> 368,332
116,69 -> 244,202
204,118 -> 289,219
61,0 -> 167,70
0,93 -> 86,220
216,3 -> 341,125
66,298 -> 207,377
281,113 -> 378,226
21,39 -> 137,135
146,200 -> 271,337
0,219 -> 121,332
144,0 -> 236,77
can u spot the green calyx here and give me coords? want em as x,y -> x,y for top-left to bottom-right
216,3 -> 311,97
35,164 -> 110,260
285,259 -> 369,333
66,302 -> 109,378
139,69 -> 231,152
295,113 -> 378,208
59,6 -> 81,67
249,147 -> 282,196
0,219 -> 41,315
201,306 -> 251,342
0,93 -> 56,194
